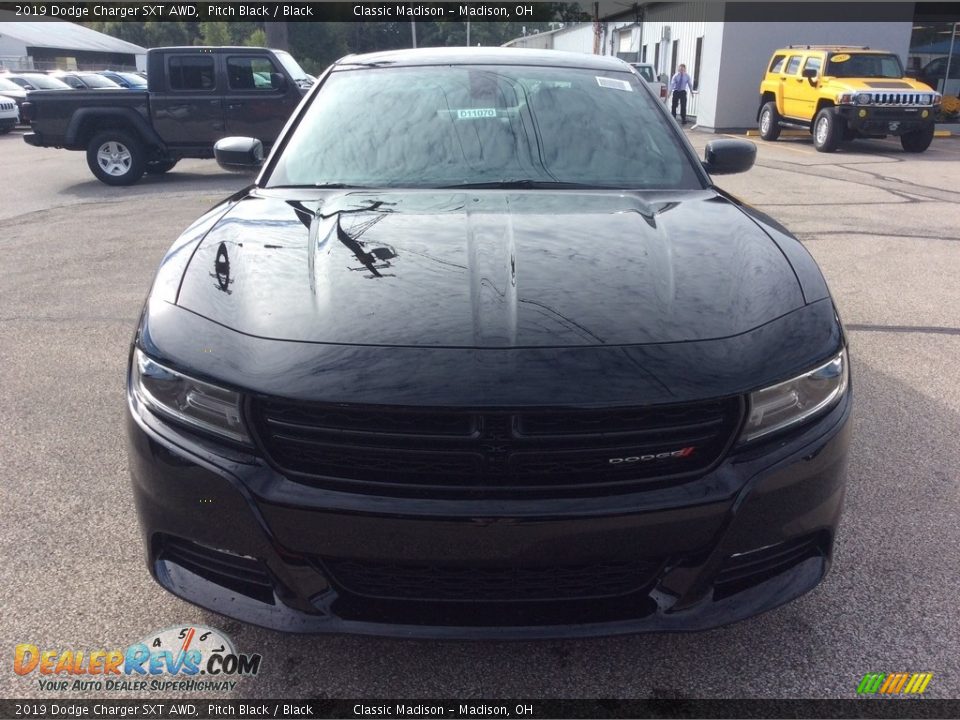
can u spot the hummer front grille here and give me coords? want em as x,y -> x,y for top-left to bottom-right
860,92 -> 937,106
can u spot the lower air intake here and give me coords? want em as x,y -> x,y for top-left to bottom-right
160,535 -> 275,605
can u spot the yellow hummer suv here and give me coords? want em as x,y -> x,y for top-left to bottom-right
758,46 -> 941,152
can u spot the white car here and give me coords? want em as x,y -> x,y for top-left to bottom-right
630,63 -> 669,104
0,94 -> 19,134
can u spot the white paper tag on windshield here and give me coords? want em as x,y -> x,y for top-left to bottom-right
457,108 -> 498,119
596,77 -> 633,92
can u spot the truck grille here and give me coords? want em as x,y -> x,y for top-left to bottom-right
251,397 -> 742,497
0,102 -> 14,111
860,92 -> 936,106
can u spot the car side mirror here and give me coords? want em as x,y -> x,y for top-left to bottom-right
702,139 -> 756,175
214,137 -> 264,172
270,73 -> 288,92
802,68 -> 818,84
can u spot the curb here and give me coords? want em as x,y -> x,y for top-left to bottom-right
743,129 -> 952,138
744,129 -> 809,137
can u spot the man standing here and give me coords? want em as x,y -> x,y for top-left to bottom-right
670,63 -> 694,124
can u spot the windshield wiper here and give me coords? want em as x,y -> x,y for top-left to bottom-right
440,180 -> 620,190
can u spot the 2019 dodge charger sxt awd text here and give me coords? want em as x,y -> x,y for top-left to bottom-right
126,48 -> 851,638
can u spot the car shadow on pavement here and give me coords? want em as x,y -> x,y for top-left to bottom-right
769,135 -> 960,160
58,171 -> 252,200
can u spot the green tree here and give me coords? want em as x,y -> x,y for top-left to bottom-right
199,22 -> 232,46
246,29 -> 268,47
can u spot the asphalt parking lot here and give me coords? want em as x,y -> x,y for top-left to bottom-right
1,127 -> 959,701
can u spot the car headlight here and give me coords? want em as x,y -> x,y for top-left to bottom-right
131,348 -> 249,443
855,93 -> 872,105
740,349 -> 848,443
836,92 -> 855,105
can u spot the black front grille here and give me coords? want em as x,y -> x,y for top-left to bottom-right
160,535 -> 275,604
321,557 -> 661,602
252,397 -> 742,497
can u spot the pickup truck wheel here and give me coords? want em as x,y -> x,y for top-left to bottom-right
812,108 -> 842,153
87,131 -> 146,186
900,125 -> 934,153
145,159 -> 178,175
758,102 -> 781,141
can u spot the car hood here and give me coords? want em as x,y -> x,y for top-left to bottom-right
175,189 -> 805,348
829,78 -> 935,92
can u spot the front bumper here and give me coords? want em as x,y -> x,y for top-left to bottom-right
837,105 -> 936,135
126,380 -> 852,639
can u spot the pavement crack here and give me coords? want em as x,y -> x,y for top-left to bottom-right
0,315 -> 134,324
846,324 -> 960,336
796,231 -> 960,243
754,159 -> 960,203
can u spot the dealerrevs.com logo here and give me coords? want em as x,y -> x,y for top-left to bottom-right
14,625 -> 262,692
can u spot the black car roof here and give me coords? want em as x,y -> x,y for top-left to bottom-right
335,47 -> 632,71
147,46 -> 275,54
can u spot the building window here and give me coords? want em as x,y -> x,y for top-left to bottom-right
671,39 -> 679,76
642,44 -> 647,63
694,36 -> 703,91
655,42 -> 660,74
910,15 -> 959,117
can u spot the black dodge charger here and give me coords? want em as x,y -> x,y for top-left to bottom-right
126,48 -> 851,638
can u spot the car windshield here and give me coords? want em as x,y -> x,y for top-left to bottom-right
826,53 -> 904,79
13,74 -> 70,90
267,64 -> 700,190
76,73 -> 121,88
116,72 -> 147,87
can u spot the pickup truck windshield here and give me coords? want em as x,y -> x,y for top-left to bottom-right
266,65 -> 701,190
273,50 -> 310,84
826,53 -> 904,79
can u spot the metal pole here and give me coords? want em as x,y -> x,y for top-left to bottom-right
411,21 -> 417,48
466,21 -> 470,47
636,4 -> 643,63
944,22 -> 958,96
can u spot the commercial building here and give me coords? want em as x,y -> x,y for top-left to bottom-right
0,16 -> 146,72
505,2 -> 959,131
